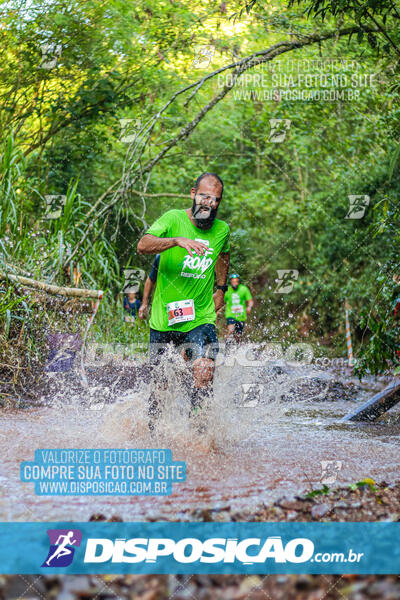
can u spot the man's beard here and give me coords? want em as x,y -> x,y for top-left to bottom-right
191,199 -> 218,230
231,284 -> 239,289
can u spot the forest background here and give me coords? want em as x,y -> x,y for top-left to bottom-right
1,0 -> 400,397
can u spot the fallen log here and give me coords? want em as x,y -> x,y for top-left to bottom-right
0,272 -> 103,299
340,379 -> 400,422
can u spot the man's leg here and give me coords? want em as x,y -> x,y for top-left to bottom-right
227,324 -> 235,337
234,320 -> 245,344
226,318 -> 238,351
185,324 -> 218,409
193,357 -> 214,388
148,329 -> 183,429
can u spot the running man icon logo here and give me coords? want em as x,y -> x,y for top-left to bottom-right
42,529 -> 82,567
123,268 -> 145,294
192,45 -> 215,69
345,195 -> 370,219
40,42 -> 62,69
268,119 -> 291,143
241,383 -> 264,407
320,460 -> 343,485
44,195 -> 66,220
119,118 -> 142,144
274,269 -> 299,294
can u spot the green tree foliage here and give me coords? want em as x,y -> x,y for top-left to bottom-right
0,0 -> 399,376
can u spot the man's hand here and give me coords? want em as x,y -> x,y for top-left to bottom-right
138,303 -> 148,319
213,289 -> 225,313
175,237 -> 209,257
246,306 -> 252,315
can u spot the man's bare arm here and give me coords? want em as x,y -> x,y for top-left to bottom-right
138,277 -> 154,319
213,251 -> 230,312
215,251 -> 230,286
137,234 -> 176,255
137,234 -> 209,257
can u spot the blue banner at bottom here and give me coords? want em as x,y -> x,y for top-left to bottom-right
0,522 -> 398,574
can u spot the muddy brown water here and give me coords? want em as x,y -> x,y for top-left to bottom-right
1,353 -> 399,522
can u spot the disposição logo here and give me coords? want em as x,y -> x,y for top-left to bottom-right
42,529 -> 82,567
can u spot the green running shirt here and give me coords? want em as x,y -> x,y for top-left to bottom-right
146,209 -> 230,332
224,284 -> 252,322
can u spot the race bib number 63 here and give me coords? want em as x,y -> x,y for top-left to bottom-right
167,299 -> 195,326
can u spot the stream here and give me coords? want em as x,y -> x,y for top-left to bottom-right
1,345 -> 399,522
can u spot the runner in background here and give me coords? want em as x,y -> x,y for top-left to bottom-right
138,254 -> 160,320
225,273 -> 253,345
137,172 -> 230,422
123,290 -> 141,322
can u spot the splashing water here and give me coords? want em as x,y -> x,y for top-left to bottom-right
1,343 -> 399,521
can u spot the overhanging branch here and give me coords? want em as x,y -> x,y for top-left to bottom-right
64,24 -> 377,269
